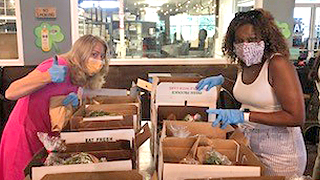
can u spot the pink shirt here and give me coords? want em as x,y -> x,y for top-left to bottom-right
0,57 -> 79,180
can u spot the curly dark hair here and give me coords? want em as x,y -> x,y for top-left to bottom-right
222,9 -> 289,65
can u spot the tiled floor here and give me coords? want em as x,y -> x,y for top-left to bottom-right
139,138 -> 155,180
138,121 -> 155,180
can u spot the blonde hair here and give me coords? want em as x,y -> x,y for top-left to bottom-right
61,35 -> 109,89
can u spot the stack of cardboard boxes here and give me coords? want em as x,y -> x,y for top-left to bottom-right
145,76 -> 279,180
25,89 -> 150,180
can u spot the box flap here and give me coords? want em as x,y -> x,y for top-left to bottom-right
185,176 -> 285,180
40,170 -> 143,180
85,104 -> 138,115
164,121 -> 234,138
163,163 -> 260,180
151,171 -> 158,180
83,88 -> 127,97
92,96 -> 140,104
155,76 -> 202,83
137,78 -> 152,91
229,128 -> 249,146
238,144 -> 265,175
32,160 -> 132,180
155,82 -> 218,107
135,123 -> 151,148
60,129 -> 135,145
24,148 -> 47,177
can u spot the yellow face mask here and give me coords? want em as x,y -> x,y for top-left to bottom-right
86,58 -> 104,76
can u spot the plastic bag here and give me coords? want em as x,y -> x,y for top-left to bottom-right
204,149 -> 232,165
63,152 -> 99,165
287,174 -> 312,180
183,113 -> 202,122
180,157 -> 200,164
169,124 -> 191,138
37,132 -> 66,166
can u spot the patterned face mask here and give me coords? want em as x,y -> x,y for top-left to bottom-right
234,41 -> 265,67
86,58 -> 105,76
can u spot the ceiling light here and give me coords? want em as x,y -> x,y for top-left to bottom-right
79,1 -> 120,8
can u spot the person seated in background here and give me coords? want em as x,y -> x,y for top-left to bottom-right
173,32 -> 184,44
309,52 -> 320,179
198,29 -> 208,50
196,9 -> 306,177
0,35 -> 109,180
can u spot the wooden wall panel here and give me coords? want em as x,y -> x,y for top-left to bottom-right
0,64 -> 238,136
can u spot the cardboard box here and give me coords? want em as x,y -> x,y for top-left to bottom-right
40,170 -> 143,180
83,88 -> 128,97
147,76 -> 220,159
64,104 -> 139,132
39,170 -> 143,180
32,160 -> 132,180
25,124 -> 151,180
86,95 -> 142,130
158,121 -> 264,180
185,177 -> 285,180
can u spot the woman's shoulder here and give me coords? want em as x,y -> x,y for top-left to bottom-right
268,53 -> 295,78
36,56 -> 68,72
268,53 -> 290,68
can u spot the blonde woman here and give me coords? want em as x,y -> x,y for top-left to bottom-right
0,34 -> 109,180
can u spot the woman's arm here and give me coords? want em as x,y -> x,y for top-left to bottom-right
5,69 -> 52,100
249,55 -> 305,127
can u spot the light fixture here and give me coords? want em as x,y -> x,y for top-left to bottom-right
79,1 -> 120,8
144,0 -> 167,7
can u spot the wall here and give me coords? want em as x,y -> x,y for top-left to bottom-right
20,0 -> 72,65
259,0 -> 295,48
0,64 -> 239,138
215,0 -> 235,58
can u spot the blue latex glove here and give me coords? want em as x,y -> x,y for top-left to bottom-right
62,92 -> 79,107
49,56 -> 67,83
196,75 -> 224,91
207,109 -> 244,129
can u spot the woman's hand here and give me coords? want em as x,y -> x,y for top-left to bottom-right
48,57 -> 67,83
207,109 -> 244,129
62,92 -> 79,107
5,58 -> 65,100
196,75 -> 224,91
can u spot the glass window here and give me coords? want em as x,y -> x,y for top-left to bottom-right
0,0 -> 19,60
296,0 -> 320,3
235,0 -> 254,12
314,7 -> 320,51
293,7 -> 311,49
77,0 -> 218,59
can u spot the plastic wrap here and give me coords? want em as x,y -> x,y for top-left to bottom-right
63,152 -> 99,165
37,132 -> 66,166
169,124 -> 191,138
287,174 -> 312,180
37,132 -> 102,166
204,149 -> 232,165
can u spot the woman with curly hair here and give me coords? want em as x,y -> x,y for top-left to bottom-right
0,34 -> 109,180
196,9 -> 306,176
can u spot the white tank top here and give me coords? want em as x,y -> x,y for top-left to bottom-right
233,56 -> 282,113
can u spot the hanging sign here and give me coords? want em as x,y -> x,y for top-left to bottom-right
34,22 -> 65,53
35,7 -> 56,19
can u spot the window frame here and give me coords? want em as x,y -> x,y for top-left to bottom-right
70,0 -> 229,66
0,0 -> 24,66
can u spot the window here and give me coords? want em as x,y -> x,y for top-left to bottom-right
75,0 -> 222,63
293,3 -> 320,59
0,0 -> 23,65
